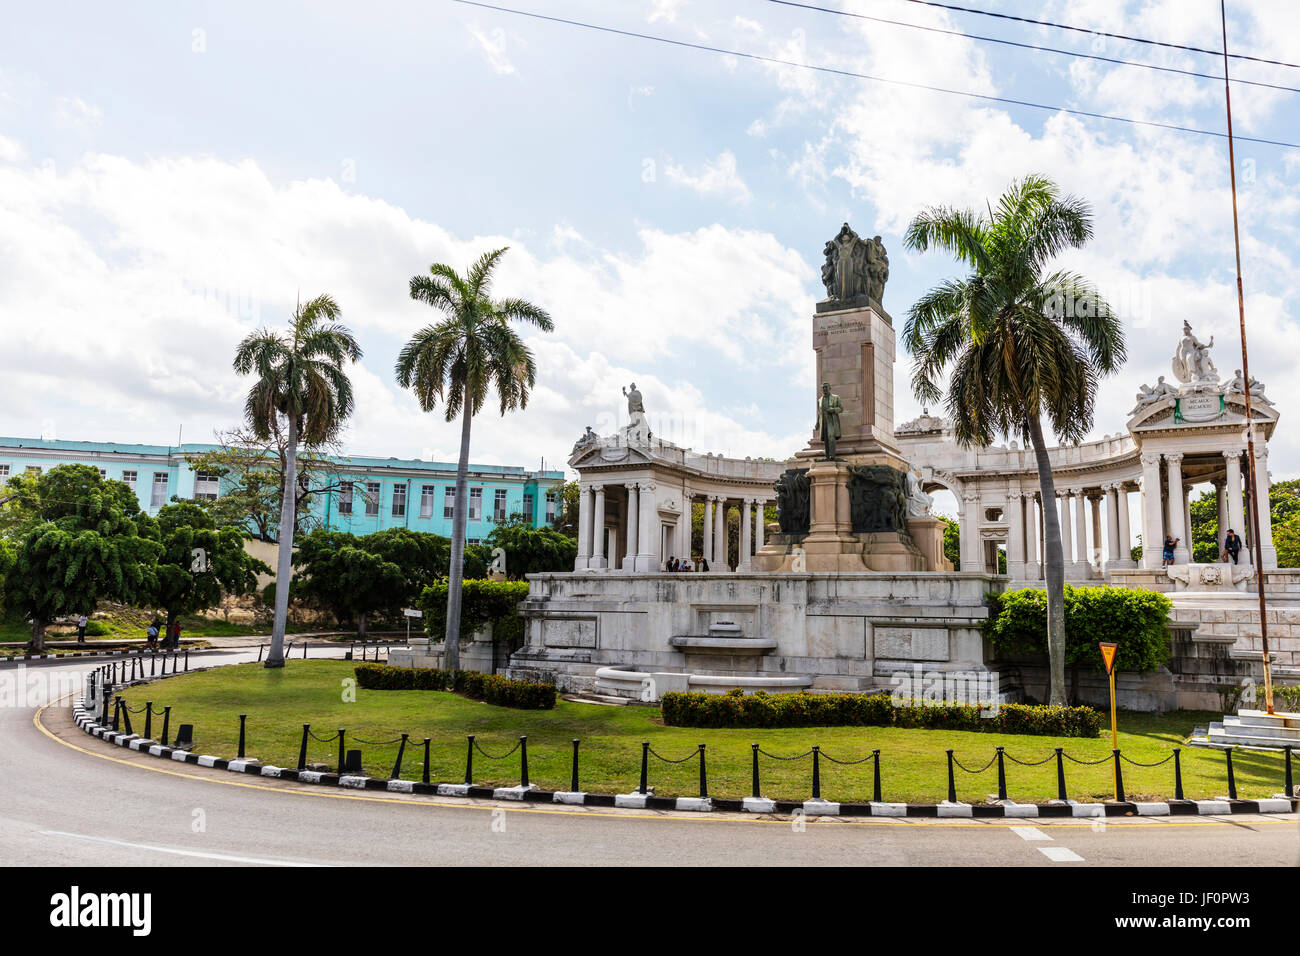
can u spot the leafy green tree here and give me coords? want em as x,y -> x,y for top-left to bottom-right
233,294 -> 362,668
360,527 -> 450,602
152,502 -> 267,642
550,480 -> 581,538
903,176 -> 1124,705
1188,489 -> 1220,564
484,516 -> 578,578
396,248 -> 554,668
937,514 -> 960,570
4,465 -> 162,649
295,538 -> 407,639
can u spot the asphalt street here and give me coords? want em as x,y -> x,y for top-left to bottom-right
3,652 -> 1298,867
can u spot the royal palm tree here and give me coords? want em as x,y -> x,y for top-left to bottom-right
396,248 -> 553,669
233,294 -> 362,668
902,175 -> 1124,705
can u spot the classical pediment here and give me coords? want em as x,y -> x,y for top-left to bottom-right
568,439 -> 657,470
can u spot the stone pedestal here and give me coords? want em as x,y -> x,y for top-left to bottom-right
907,516 -> 953,572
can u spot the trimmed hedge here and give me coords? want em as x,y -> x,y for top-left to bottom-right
660,688 -> 1102,737
354,662 -> 556,710
983,584 -> 1173,673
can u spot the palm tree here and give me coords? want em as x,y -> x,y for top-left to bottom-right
902,175 -> 1124,705
233,294 -> 362,668
396,248 -> 553,669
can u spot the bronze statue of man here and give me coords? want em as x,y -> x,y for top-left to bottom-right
816,382 -> 843,460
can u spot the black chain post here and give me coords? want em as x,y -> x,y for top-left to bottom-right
946,749 -> 957,803
638,741 -> 649,795
422,738 -> 431,785
520,736 -> 529,788
751,744 -> 761,799
1174,747 -> 1184,800
1285,745 -> 1293,798
811,745 -> 821,800
571,739 -> 581,793
465,735 -> 475,786
298,724 -> 310,770
1113,749 -> 1126,803
698,744 -> 707,798
120,700 -> 133,736
144,702 -> 153,741
391,733 -> 408,780
337,730 -> 346,776
303,642 -> 308,660
184,648 -> 189,671
1226,747 -> 1238,800
160,706 -> 171,746
1055,747 -> 1067,801
112,696 -> 122,732
150,653 -> 156,676
238,714 -> 247,760
257,643 -> 264,663
873,749 -> 882,803
996,746 -> 1007,801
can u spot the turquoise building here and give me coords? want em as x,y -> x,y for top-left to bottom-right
0,436 -> 565,544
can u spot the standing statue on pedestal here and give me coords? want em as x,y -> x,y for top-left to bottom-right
622,382 -> 651,444
816,382 -> 843,460
1171,321 -> 1218,385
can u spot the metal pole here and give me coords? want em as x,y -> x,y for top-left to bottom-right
571,739 -> 581,793
996,746 -> 1007,801
697,744 -> 707,798
337,729 -> 346,776
298,724 -> 310,770
946,749 -> 957,803
422,737 -> 431,785
520,736 -> 529,788
1174,747 -> 1184,800
811,745 -> 821,800
638,741 -> 649,795
391,733 -> 408,780
872,749 -> 882,803
144,702 -> 153,741
238,714 -> 247,759
1113,749 -> 1126,803
1055,747 -> 1067,801
1226,747 -> 1238,800
1220,0 -> 1274,715
160,706 -> 171,747
751,744 -> 761,799
465,735 -> 475,785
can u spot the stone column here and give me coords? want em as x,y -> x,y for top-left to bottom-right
1058,492 -> 1074,577
754,500 -> 765,551
1104,484 -> 1121,567
1075,487 -> 1090,576
677,492 -> 692,566
961,490 -> 981,572
1214,479 -> 1228,554
713,495 -> 727,571
1089,493 -> 1103,569
1139,454 -> 1163,570
1116,483 -> 1133,567
622,483 -> 639,571
1006,492 -> 1026,580
591,485 -> 607,570
1225,451 -> 1248,566
637,480 -> 658,571
574,484 -> 593,570
1024,494 -> 1039,579
702,495 -> 714,566
739,497 -> 753,571
1165,453 -> 1189,563
1252,446 -> 1277,568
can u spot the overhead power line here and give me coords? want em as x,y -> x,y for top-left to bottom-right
449,0 -> 1300,150
878,0 -> 1300,70
769,0 -> 1300,95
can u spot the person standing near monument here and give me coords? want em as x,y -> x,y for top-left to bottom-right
1224,528 -> 1243,564
816,382 -> 843,460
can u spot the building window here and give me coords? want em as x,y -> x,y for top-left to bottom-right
493,488 -> 508,521
467,537 -> 482,546
392,484 -> 407,518
545,491 -> 557,523
122,470 -> 137,491
365,482 -> 380,517
194,472 -> 219,501
469,487 -> 482,520
338,483 -> 353,516
97,467 -> 107,479
444,487 -> 456,519
420,485 -> 436,518
0,464 -> 9,484
523,493 -> 534,520
151,472 -> 169,508
25,465 -> 41,475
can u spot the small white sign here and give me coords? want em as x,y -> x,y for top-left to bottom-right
403,608 -> 423,618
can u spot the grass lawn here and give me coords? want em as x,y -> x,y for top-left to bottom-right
118,660 -> 1290,804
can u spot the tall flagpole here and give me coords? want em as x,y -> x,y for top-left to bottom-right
1219,0 -> 1274,715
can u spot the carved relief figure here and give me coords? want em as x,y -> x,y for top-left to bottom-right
847,465 -> 908,534
774,468 -> 811,535
819,223 -> 889,306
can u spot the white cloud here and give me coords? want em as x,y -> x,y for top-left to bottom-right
647,0 -> 687,25
0,135 -> 24,162
663,150 -> 753,203
53,95 -> 101,130
466,23 -> 516,75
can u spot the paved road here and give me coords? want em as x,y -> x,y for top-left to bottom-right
3,654 -> 1298,867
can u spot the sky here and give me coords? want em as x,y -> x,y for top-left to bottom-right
3,0 -> 1300,505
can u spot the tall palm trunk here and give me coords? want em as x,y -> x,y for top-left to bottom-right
1028,414 -> 1067,705
444,395 -> 473,671
267,414 -> 299,669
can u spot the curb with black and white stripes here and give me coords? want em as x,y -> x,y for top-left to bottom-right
70,698 -> 1298,819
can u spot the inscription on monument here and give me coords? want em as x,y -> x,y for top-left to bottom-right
542,618 -> 597,648
874,626 -> 950,662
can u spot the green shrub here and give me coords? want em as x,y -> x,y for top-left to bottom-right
418,579 -> 530,644
84,620 -> 112,637
984,585 -> 1172,673
660,689 -> 1102,736
353,662 -> 555,709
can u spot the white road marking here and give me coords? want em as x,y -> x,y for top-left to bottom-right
40,830 -> 327,866
1037,846 -> 1084,862
1010,826 -> 1052,841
